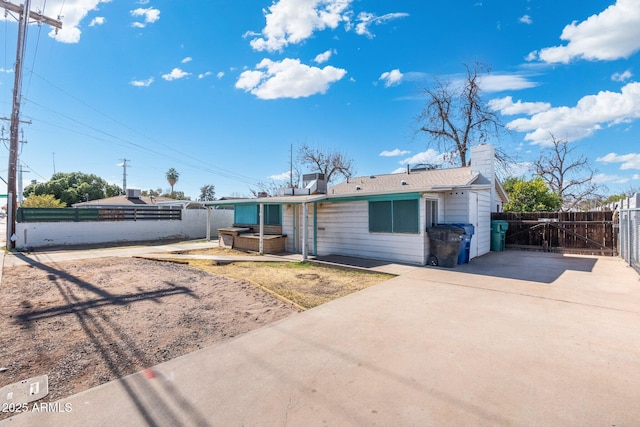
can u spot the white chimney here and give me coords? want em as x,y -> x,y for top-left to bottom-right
470,144 -> 499,212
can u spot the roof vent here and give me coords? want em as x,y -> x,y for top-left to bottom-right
355,185 -> 361,191
369,175 -> 376,179
401,180 -> 407,186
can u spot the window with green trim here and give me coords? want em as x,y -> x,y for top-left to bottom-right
263,204 -> 281,225
234,204 -> 282,225
369,199 -> 419,233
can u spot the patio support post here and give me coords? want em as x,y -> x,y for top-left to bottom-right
206,206 -> 211,241
259,203 -> 264,255
302,202 -> 308,261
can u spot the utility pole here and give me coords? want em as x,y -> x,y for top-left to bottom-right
120,158 -> 129,192
1,0 -> 61,249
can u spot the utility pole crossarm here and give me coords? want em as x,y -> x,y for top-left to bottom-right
0,0 -> 62,29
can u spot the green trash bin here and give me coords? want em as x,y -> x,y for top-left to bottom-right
490,220 -> 509,251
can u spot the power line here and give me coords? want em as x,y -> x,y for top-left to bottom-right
0,0 -> 61,249
24,70 -> 263,185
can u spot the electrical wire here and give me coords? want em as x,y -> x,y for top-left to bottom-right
26,70 -> 263,185
22,96 -> 263,186
18,159 -> 46,180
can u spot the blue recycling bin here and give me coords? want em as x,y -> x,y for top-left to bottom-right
447,223 -> 475,264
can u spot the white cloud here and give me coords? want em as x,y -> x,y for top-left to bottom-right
379,69 -> 403,87
27,0 -> 112,43
504,161 -> 533,178
130,77 -> 154,87
314,49 -> 335,64
612,69 -> 633,82
380,149 -> 410,157
505,82 -> 640,145
250,0 -> 352,52
216,71 -> 224,79
89,16 -> 105,27
131,22 -> 145,28
399,149 -> 448,166
592,173 -> 630,184
519,15 -> 532,25
534,0 -> 640,63
198,71 -> 213,79
269,171 -> 292,181
162,68 -> 191,81
478,74 -> 539,92
355,12 -> 409,38
0,67 -> 13,73
181,57 -> 193,64
235,58 -> 346,100
131,7 -> 160,27
488,96 -> 552,115
597,152 -> 640,170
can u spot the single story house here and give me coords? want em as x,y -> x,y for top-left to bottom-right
72,189 -> 199,209
202,144 -> 508,265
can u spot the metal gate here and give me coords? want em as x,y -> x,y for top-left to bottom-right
491,212 -> 618,256
620,208 -> 640,272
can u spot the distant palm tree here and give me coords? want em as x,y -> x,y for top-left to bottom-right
165,168 -> 180,195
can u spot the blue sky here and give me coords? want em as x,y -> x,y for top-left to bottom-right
1,0 -> 639,200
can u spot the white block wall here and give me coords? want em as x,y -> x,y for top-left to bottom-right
15,209 -> 233,249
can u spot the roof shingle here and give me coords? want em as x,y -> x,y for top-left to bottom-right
328,166 -> 479,195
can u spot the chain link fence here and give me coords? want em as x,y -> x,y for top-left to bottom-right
619,194 -> 640,273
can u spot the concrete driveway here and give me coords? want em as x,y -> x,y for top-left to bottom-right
2,250 -> 639,426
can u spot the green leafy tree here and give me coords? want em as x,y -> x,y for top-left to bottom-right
503,177 -> 562,212
21,194 -> 66,208
165,168 -> 180,195
23,172 -> 123,206
141,188 -> 162,197
161,191 -> 191,200
199,185 -> 216,201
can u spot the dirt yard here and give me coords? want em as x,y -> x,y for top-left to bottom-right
0,252 -> 393,419
0,257 -> 299,419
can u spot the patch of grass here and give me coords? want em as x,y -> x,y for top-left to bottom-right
187,261 -> 395,309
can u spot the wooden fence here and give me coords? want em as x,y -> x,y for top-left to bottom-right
17,207 -> 182,223
491,211 -> 618,256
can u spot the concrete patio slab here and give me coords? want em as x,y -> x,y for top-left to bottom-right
2,250 -> 639,426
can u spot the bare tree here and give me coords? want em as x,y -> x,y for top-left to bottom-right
417,62 -> 504,167
534,134 -> 603,211
298,144 -> 354,184
248,180 -> 282,198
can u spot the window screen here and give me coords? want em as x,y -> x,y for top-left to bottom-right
263,204 -> 281,225
369,199 -> 418,234
369,201 -> 392,232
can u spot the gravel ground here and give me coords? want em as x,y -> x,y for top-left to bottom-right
0,257 -> 299,419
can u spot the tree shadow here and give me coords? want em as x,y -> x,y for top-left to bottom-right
12,253 -> 211,426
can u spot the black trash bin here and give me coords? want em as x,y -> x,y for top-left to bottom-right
427,225 -> 464,268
